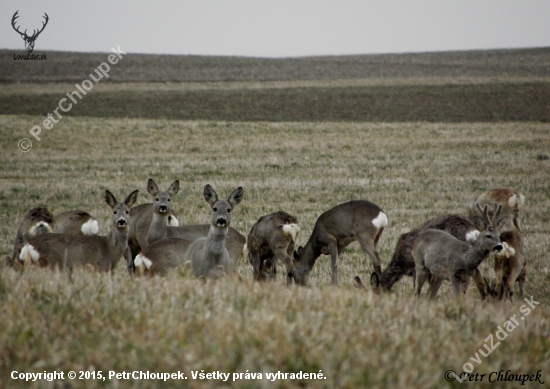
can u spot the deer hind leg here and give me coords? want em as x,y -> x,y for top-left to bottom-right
273,247 -> 294,286
325,241 -> 340,285
249,249 -> 262,281
427,277 -> 444,300
357,232 -> 383,280
415,267 -> 429,297
505,261 -> 524,301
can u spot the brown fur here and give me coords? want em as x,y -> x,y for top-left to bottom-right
54,210 -> 97,235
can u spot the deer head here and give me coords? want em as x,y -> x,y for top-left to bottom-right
12,11 -> 49,53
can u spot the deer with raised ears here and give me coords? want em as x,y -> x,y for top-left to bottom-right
184,185 -> 243,279
19,190 -> 138,272
135,178 -> 247,268
54,210 -> 99,236
5,207 -> 55,268
127,179 -> 180,262
292,200 -> 387,286
11,11 -> 49,53
470,188 -> 526,301
413,203 -> 503,300
247,211 -> 300,285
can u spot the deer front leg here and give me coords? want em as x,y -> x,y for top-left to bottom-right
472,268 -> 488,300
326,241 -> 340,285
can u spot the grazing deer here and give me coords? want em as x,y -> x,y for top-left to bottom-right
135,178 -> 246,269
247,211 -> 300,285
292,200 -> 387,286
413,203 -> 503,299
11,11 -> 49,53
366,214 -> 485,294
5,207 -> 55,268
470,188 -> 526,300
19,190 -> 138,272
184,185 -> 243,279
54,210 -> 99,235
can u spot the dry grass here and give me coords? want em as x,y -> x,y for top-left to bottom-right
1,116 -> 550,388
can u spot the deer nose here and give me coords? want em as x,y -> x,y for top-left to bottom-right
117,218 -> 127,228
493,244 -> 503,252
216,217 -> 227,227
158,205 -> 167,213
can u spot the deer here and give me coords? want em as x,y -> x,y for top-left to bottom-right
292,200 -> 387,286
11,11 -> 49,53
184,185 -> 243,279
5,207 -> 55,268
247,211 -> 300,285
413,203 -> 503,300
19,190 -> 138,272
364,214 -> 488,296
470,188 -> 526,301
134,238 -> 193,276
133,179 -> 246,269
54,210 -> 99,235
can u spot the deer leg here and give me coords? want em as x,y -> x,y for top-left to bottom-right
357,232 -> 383,279
494,258 -> 505,300
250,249 -> 262,281
505,262 -> 524,301
326,241 -> 339,285
273,247 -> 294,287
427,277 -> 444,300
472,268 -> 488,300
415,267 -> 429,297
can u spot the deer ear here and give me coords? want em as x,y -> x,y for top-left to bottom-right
203,184 -> 218,207
147,179 -> 159,196
105,190 -> 117,208
370,272 -> 380,288
228,187 -> 243,207
167,180 -> 180,196
124,190 -> 139,208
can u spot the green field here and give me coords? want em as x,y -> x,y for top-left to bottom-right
1,48 -> 550,388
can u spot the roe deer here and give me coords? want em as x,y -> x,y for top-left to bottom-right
184,185 -> 243,279
488,229 -> 526,300
127,182 -> 180,262
5,207 -> 55,268
469,188 -> 524,233
134,238 -> 193,276
19,190 -> 138,272
54,210 -> 99,235
292,200 -> 387,286
247,211 -> 299,285
141,178 -> 247,269
366,214 -> 486,296
413,203 -> 503,299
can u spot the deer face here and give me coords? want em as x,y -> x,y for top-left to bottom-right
291,246 -> 310,285
105,190 -> 138,232
479,226 -> 503,254
203,185 -> 243,230
147,179 -> 179,216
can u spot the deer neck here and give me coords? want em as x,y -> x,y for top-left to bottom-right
464,242 -> 490,271
107,226 -> 129,256
205,224 -> 228,260
148,212 -> 168,244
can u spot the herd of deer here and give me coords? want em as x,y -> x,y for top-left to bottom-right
6,180 -> 526,301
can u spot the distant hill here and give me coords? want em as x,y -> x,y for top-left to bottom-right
2,47 -> 550,83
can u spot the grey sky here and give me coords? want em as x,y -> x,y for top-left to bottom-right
2,0 -> 550,57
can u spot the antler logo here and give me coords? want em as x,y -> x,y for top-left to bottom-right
11,11 -> 49,54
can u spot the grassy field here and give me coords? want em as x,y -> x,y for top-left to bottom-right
1,48 -> 550,388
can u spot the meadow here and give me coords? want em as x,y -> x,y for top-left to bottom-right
0,48 -> 550,388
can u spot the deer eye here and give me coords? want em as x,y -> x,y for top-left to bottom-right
227,209 -> 231,213
167,199 -> 170,202
125,211 -> 129,215
113,211 -> 117,214
213,207 -> 218,212
155,198 -> 159,201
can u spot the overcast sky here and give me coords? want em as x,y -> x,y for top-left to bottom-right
1,0 -> 550,57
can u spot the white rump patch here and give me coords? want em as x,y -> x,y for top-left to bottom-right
496,242 -> 516,259
134,253 -> 153,270
167,215 -> 179,227
371,212 -> 388,229
508,193 -> 525,208
81,219 -> 99,235
282,223 -> 300,241
19,243 -> 40,263
465,230 -> 480,243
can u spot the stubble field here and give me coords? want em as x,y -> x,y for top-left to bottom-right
1,48 -> 550,388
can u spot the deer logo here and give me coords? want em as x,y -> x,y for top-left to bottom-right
11,11 -> 49,54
